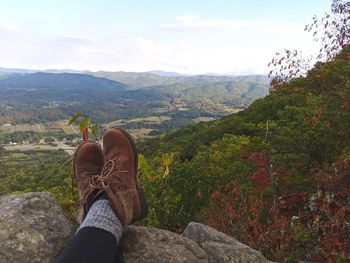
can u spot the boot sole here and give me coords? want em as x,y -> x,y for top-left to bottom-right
107,128 -> 149,222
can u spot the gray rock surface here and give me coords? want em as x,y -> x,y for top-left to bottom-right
120,226 -> 208,263
183,222 -> 271,263
0,192 -> 274,263
0,192 -> 74,263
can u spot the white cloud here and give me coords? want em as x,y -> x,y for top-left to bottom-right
0,15 -> 317,75
160,15 -> 305,34
0,31 -> 313,75
60,34 -> 98,43
160,15 -> 253,31
0,18 -> 20,31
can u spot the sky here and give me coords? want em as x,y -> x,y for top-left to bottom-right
0,0 -> 332,75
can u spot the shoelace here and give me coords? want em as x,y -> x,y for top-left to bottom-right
76,158 -> 129,214
88,159 -> 129,190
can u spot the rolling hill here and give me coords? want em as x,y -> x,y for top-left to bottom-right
0,70 -> 269,133
90,70 -> 269,89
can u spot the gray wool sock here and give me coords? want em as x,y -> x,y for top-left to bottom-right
77,197 -> 123,243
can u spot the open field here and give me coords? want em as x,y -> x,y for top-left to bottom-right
0,120 -> 78,134
32,124 -> 45,132
14,124 -> 33,132
4,144 -> 58,151
4,143 -> 76,155
7,152 -> 28,158
192,117 -> 215,123
105,115 -> 172,128
47,120 -> 79,134
1,114 -> 173,141
0,124 -> 13,133
1,115 -> 168,136
127,116 -> 172,123
127,128 -> 154,138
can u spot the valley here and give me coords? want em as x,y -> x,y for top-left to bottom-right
0,69 -> 270,222
0,69 -> 269,155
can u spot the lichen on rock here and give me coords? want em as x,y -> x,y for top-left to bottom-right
0,192 -> 74,263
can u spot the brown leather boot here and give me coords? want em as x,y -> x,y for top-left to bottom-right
96,128 -> 148,226
73,141 -> 105,223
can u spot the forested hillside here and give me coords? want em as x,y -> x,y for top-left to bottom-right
138,48 -> 350,262
0,71 -> 268,126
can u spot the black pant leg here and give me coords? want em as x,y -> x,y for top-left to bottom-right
56,227 -> 124,263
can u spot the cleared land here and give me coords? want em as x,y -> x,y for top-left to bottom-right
4,143 -> 76,155
105,115 -> 172,128
127,116 -> 172,123
1,115 -> 170,136
4,145 -> 59,151
1,115 -> 171,142
128,128 -> 154,138
192,117 -> 215,123
0,120 -> 79,134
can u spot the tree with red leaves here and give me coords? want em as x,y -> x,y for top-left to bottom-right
208,158 -> 350,262
269,0 -> 350,90
306,0 -> 350,60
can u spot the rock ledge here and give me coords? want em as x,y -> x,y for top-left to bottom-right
0,192 -> 273,263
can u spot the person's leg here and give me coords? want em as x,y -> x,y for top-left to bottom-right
56,227 -> 122,263
56,195 -> 124,263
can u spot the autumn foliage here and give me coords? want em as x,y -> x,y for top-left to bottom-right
141,45 -> 350,260
137,1 -> 350,262
207,41 -> 350,261
207,156 -> 350,262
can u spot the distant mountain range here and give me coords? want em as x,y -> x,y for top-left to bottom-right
148,70 -> 185,77
0,67 -> 269,87
0,68 -> 270,131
